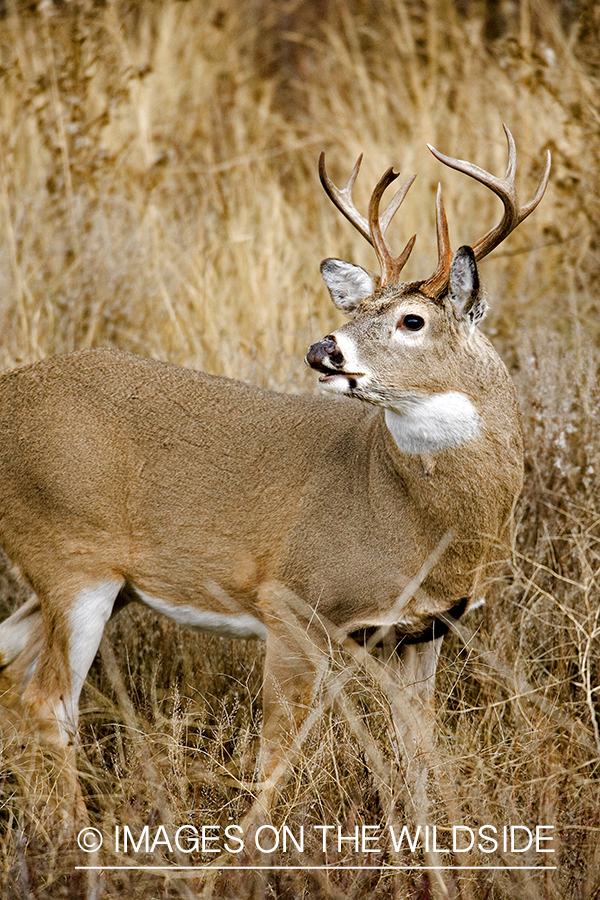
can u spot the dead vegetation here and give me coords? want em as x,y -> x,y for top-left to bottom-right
0,1 -> 599,898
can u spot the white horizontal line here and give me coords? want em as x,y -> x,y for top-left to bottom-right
75,865 -> 558,871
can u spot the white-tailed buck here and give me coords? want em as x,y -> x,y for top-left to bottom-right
0,127 -> 549,805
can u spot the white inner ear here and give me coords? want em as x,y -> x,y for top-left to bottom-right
449,247 -> 487,330
321,259 -> 377,313
449,259 -> 476,305
384,392 -> 480,454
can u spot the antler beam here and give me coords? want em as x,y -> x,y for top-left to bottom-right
319,152 -> 417,286
426,124 -> 551,283
320,127 -> 551,297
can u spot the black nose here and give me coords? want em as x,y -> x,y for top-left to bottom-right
305,336 -> 345,371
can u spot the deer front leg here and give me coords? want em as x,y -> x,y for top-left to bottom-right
383,634 -> 444,817
385,635 -> 451,899
254,583 -> 326,807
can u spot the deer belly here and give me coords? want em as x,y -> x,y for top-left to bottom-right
132,587 -> 267,640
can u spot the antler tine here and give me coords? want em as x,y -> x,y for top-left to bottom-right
320,152 -> 417,284
319,152 -> 372,246
369,168 -> 418,285
427,124 -> 551,265
380,172 -> 417,233
420,184 -> 453,297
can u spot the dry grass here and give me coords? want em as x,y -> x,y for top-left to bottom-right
0,1 -> 599,898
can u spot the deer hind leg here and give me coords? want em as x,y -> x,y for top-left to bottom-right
0,595 -> 45,711
1,578 -> 123,829
1,579 -> 123,746
17,578 -> 124,748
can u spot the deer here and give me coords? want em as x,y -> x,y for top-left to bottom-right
0,126 -> 549,820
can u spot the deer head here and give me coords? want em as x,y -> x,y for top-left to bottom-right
307,126 -> 550,454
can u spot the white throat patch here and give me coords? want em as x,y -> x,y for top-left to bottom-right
384,392 -> 480,454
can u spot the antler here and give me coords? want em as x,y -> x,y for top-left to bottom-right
319,152 -> 417,286
422,124 -> 551,296
419,184 -> 452,297
320,127 -> 550,297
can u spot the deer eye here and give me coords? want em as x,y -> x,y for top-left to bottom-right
398,314 -> 425,332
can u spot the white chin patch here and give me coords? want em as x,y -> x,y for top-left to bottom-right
320,372 -> 365,394
384,392 -> 480,454
318,332 -> 370,394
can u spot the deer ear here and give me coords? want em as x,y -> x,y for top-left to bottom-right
449,246 -> 487,330
320,258 -> 378,314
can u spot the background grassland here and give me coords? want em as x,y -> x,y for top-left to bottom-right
0,1 -> 599,898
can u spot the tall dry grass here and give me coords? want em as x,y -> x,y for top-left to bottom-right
0,1 -> 599,898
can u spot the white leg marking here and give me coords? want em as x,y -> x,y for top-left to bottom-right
385,392 -> 480,454
0,597 -> 41,667
134,588 -> 268,640
64,579 -> 124,737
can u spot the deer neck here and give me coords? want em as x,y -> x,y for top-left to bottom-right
383,392 -> 481,456
376,388 -> 523,541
